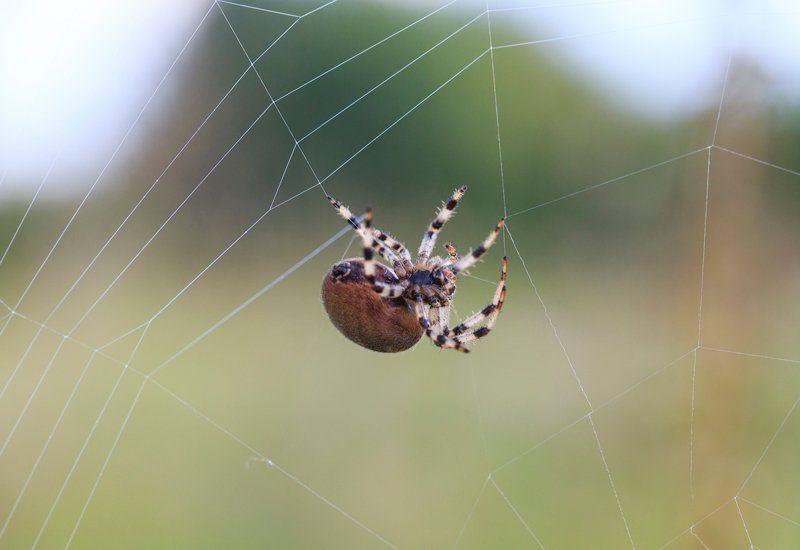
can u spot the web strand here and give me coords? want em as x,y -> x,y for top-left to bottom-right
0,3 -> 217,333
485,3 -> 508,252
0,154 -> 57,267
504,224 -> 636,548
3,2 -> 800,547
489,477 -> 546,549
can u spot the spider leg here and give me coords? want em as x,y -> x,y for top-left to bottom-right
449,257 -> 507,340
451,218 -> 504,274
360,209 -> 408,298
417,186 -> 467,264
444,242 -> 459,265
327,195 -> 402,267
372,228 -> 414,274
414,298 -> 469,353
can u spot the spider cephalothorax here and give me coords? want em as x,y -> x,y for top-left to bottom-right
321,186 -> 506,353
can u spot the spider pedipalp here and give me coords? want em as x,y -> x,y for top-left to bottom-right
322,186 -> 506,353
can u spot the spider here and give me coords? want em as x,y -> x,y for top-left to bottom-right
321,186 -> 507,353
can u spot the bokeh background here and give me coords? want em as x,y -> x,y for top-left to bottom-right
2,0 -> 800,548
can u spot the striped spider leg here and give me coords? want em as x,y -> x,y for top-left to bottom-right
451,217 -> 504,275
417,185 -> 467,264
448,256 -> 507,343
359,208 -> 407,299
414,297 -> 469,353
444,242 -> 459,265
327,195 -> 410,275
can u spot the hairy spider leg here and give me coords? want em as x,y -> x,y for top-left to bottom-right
360,208 -> 407,298
372,228 -> 414,273
417,185 -> 467,264
444,242 -> 459,265
327,195 -> 403,268
449,257 -> 507,343
451,218 -> 504,274
414,297 -> 469,353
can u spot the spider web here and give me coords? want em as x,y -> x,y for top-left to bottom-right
1,0 -> 800,548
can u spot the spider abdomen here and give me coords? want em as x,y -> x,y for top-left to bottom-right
321,259 -> 423,353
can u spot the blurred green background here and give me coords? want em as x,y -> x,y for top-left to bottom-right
2,0 -> 800,548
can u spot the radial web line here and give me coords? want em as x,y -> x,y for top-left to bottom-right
217,2 -> 344,224
12,3 -> 798,547
3,311 -> 141,373
75,6 -> 340,342
689,350 -> 699,502
340,231 -> 358,261
489,477 -> 546,549
452,478 -> 489,548
463,273 -> 500,286
505,224 -> 636,548
0,313 -> 46,400
689,51 -> 731,500
252,460 -> 398,548
0,102 -> 276,455
66,103 -> 272,336
302,0 -> 339,19
700,345 -> 800,365
148,223 -> 353,376
690,146 -> 714,501
59,10 -> 356,525
15,27 -> 488,548
0,321 -> 48,402
0,2 -> 226,402
141,141 -> 304,323
689,527 -> 711,550
507,147 -> 708,218
504,225 -> 592,408
5,0 -> 333,373
591,414 -> 636,548
0,352 -> 97,541
0,335 -> 69,457
216,3 -> 329,200
492,348 -> 696,475
739,497 -> 800,528
202,48 -> 491,220
270,144 -> 296,208
319,49 -> 490,186
64,378 -> 147,550
296,10 -> 488,143
737,392 -> 800,496
146,371 -> 399,549
735,497 -> 756,549
0,154 -> 57,267
39,64 -> 268,325
486,1 -> 508,253
0,3 -> 216,334
217,0 -> 299,18
274,0 -> 460,102
64,323 -> 153,550
713,145 -> 800,177
33,323 -> 149,549
712,56 -> 733,145
656,498 -> 734,549
3,314 -> 151,542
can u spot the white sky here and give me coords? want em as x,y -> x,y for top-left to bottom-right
1,0 -> 798,181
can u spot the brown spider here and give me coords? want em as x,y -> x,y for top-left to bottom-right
321,186 -> 507,353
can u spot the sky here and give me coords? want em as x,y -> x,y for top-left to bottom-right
1,0 -> 798,182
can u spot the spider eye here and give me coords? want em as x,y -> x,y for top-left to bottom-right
432,269 -> 446,286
